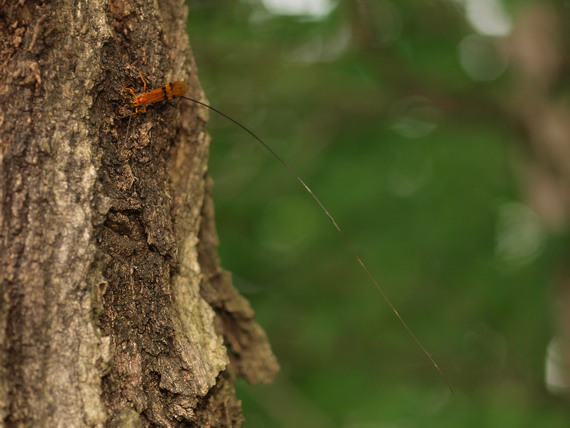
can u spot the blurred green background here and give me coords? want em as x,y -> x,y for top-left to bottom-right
187,0 -> 570,426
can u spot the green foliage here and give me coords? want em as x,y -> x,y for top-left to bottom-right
187,0 -> 570,426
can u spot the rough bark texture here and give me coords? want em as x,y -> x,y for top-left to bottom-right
0,0 -> 278,426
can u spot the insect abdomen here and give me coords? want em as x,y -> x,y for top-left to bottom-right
138,82 -> 189,105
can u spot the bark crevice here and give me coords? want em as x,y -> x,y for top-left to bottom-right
0,0 -> 278,426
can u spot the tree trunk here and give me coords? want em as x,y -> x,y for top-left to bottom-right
0,0 -> 278,426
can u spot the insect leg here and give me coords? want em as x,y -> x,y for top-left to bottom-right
124,86 -> 137,100
137,71 -> 147,93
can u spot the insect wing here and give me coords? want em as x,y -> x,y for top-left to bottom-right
169,81 -> 189,98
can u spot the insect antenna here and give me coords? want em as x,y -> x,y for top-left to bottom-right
182,95 -> 453,393
122,113 -> 134,146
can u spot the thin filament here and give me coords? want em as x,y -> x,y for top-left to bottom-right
181,95 -> 453,393
122,113 -> 133,146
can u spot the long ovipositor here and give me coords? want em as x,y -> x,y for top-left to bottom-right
119,72 -> 453,393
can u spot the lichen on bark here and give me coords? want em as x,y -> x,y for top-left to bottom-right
0,0 -> 278,426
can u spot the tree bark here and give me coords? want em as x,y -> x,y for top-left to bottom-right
0,0 -> 278,426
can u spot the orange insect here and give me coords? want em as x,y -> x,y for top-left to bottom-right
121,72 -> 189,117
118,72 -> 453,392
